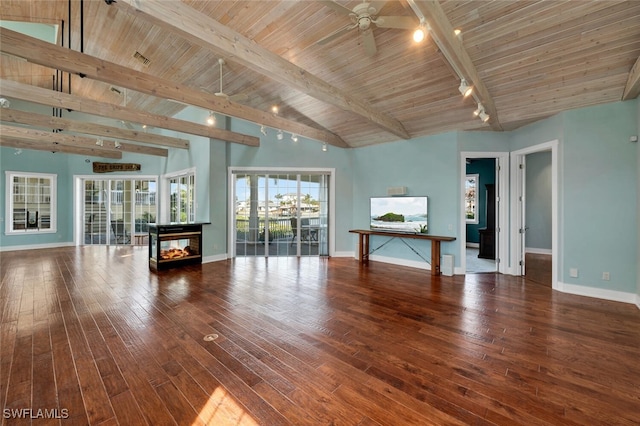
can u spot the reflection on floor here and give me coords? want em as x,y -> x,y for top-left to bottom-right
465,247 -> 496,273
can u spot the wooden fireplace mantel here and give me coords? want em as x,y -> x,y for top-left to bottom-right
349,229 -> 456,276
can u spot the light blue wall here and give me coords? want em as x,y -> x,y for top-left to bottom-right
561,102 -> 637,292
0,146 -> 164,248
525,151 -> 552,251
351,133 -> 460,263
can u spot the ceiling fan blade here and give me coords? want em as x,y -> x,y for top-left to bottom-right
317,25 -> 354,45
375,16 -> 418,29
318,0 -> 354,16
362,29 -> 377,56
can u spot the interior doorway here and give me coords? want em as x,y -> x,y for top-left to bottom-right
460,152 -> 509,275
510,140 -> 558,289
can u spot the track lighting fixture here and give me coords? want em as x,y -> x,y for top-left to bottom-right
479,111 -> 490,123
271,105 -> 279,115
458,79 -> 473,98
0,97 -> 10,108
114,141 -> 122,149
473,103 -> 484,117
322,142 -> 328,152
413,19 -> 427,43
260,125 -> 267,136
291,133 -> 298,142
96,139 -> 104,147
277,129 -> 283,140
206,111 -> 216,126
14,148 -> 22,155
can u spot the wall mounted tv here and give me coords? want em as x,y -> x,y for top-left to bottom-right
370,196 -> 428,233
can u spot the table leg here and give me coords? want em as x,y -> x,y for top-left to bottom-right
363,234 -> 369,264
431,240 -> 441,276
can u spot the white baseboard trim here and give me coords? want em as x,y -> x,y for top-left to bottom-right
557,281 -> 638,307
202,253 -> 229,263
525,247 -> 552,255
333,251 -> 355,258
0,242 -> 75,252
369,254 -> 431,270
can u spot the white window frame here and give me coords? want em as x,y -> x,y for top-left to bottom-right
5,171 -> 57,235
465,174 -> 479,224
161,167 -> 196,224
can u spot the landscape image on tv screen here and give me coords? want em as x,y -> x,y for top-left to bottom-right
370,196 -> 428,233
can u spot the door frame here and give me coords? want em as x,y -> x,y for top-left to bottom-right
459,152 -> 509,274
509,140 -> 559,289
227,167 -> 336,258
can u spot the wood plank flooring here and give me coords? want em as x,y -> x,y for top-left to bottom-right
1,246 -> 639,425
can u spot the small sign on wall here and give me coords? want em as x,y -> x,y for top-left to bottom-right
93,162 -> 141,173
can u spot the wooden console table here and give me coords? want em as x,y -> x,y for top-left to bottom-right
349,229 -> 456,276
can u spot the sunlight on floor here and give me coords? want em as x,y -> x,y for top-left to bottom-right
194,386 -> 259,426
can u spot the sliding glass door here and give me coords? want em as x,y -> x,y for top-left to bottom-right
81,177 -> 156,246
232,171 -> 330,257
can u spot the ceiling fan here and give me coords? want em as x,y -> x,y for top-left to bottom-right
214,58 -> 248,102
317,0 -> 418,56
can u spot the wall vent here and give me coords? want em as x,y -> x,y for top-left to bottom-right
387,186 -> 407,196
132,51 -> 151,66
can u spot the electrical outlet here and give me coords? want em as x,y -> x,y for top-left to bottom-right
569,268 -> 578,278
602,272 -> 610,281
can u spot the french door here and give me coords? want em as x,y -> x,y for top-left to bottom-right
231,170 -> 330,257
81,177 -> 157,246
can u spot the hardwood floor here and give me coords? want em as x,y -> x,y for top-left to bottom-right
1,246 -> 639,425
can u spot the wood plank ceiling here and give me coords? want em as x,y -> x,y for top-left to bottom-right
1,0 -> 639,156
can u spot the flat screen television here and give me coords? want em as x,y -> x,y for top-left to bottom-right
370,196 -> 428,233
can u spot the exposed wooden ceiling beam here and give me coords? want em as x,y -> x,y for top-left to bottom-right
0,137 -> 123,158
0,79 -> 259,147
0,124 -> 167,157
622,55 -> 640,100
0,28 -> 345,148
0,108 -> 186,150
109,0 -> 409,141
408,0 -> 503,131
0,129 -> 122,159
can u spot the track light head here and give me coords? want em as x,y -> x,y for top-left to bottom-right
0,97 -> 10,108
479,111 -> 490,123
206,111 -> 216,126
473,103 -> 484,117
291,133 -> 298,142
276,129 -> 283,140
458,79 -> 473,98
322,142 -> 328,152
260,125 -> 267,136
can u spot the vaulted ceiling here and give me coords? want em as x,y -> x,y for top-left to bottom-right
1,0 -> 639,157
